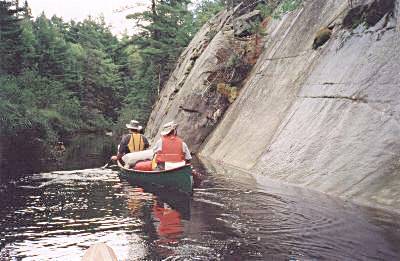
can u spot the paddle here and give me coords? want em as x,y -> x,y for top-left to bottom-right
101,159 -> 113,169
101,156 -> 118,169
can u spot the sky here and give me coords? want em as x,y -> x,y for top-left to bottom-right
27,0 -> 150,35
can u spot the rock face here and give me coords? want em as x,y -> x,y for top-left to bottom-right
147,0 -> 400,212
145,10 -> 234,151
145,6 -> 263,151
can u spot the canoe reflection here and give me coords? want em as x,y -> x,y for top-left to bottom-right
125,183 -> 191,218
126,187 -> 152,217
153,200 -> 183,243
124,183 -> 191,244
155,190 -> 191,220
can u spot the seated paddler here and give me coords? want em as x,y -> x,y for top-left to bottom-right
113,120 -> 150,164
153,121 -> 192,170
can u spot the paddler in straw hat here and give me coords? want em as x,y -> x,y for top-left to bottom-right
111,120 -> 150,162
152,121 -> 192,170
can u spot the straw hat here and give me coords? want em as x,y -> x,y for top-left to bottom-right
160,121 -> 178,136
126,120 -> 143,131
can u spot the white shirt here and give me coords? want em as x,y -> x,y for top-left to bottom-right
153,138 -> 192,160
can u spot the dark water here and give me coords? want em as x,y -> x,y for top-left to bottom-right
0,133 -> 116,181
52,134 -> 116,171
1,135 -> 400,260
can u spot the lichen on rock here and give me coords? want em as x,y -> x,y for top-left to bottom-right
217,83 -> 239,103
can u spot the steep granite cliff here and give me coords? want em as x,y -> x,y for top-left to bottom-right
146,0 -> 400,212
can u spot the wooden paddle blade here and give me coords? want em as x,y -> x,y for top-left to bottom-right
82,243 -> 118,261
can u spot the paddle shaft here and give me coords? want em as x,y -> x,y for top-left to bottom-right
102,159 -> 114,169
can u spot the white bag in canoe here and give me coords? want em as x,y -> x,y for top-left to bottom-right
122,149 -> 154,167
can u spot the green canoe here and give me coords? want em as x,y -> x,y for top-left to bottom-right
117,161 -> 193,195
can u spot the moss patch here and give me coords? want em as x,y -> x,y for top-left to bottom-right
312,27 -> 332,49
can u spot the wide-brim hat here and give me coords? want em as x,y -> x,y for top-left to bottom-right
126,120 -> 143,131
160,121 -> 178,136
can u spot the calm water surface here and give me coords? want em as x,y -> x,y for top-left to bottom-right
1,135 -> 400,260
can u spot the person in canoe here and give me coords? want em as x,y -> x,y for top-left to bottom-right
111,120 -> 150,163
153,121 -> 192,170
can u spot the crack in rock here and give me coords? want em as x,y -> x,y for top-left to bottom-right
263,49 -> 311,61
299,95 -> 368,103
179,106 -> 202,113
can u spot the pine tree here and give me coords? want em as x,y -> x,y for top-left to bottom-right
20,18 -> 37,70
0,0 -> 24,75
193,0 -> 224,28
34,13 -> 68,80
127,0 -> 195,92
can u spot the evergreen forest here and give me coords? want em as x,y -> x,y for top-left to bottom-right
0,0 -> 226,169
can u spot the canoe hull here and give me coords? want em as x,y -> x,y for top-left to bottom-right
118,162 -> 193,195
